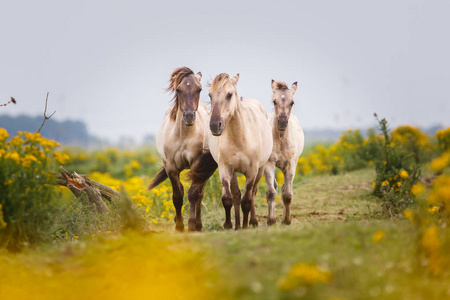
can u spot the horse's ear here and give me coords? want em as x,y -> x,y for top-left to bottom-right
291,82 -> 298,95
196,72 -> 202,81
231,73 -> 240,85
271,79 -> 277,93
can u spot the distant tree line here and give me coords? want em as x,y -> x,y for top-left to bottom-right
0,115 -> 92,146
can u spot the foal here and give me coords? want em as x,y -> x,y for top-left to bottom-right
264,80 -> 304,225
209,73 -> 273,229
148,67 -> 216,231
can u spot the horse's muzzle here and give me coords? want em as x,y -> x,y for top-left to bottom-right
210,118 -> 224,136
183,111 -> 196,126
277,116 -> 288,131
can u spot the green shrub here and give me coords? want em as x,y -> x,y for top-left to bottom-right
372,116 -> 420,217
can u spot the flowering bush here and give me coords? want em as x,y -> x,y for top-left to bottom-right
391,125 -> 433,163
0,129 -> 69,251
372,117 -> 420,217
436,127 -> 450,152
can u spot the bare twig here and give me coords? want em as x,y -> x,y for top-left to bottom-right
0,97 -> 17,107
37,92 -> 56,133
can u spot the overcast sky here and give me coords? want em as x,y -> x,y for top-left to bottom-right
1,0 -> 449,142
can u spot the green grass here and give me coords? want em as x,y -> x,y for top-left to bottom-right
2,168 -> 450,299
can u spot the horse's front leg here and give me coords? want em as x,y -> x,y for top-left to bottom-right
187,182 -> 206,232
249,167 -> 264,227
219,166 -> 233,229
281,162 -> 296,225
167,169 -> 184,231
230,173 -> 241,230
264,162 -> 277,225
241,168 -> 258,228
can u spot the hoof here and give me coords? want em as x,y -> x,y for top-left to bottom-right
188,219 -> 196,232
250,219 -> 258,227
267,218 -> 276,226
223,222 -> 233,230
234,224 -> 241,230
175,222 -> 185,232
281,219 -> 291,225
195,222 -> 203,232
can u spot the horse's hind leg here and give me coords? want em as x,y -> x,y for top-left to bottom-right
249,167 -> 264,227
281,164 -> 296,225
219,166 -> 233,229
230,173 -> 241,230
168,170 -> 184,231
264,163 -> 277,225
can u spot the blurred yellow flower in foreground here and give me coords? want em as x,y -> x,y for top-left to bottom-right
278,262 -> 332,290
411,183 -> 425,196
373,231 -> 386,243
403,209 -> 413,219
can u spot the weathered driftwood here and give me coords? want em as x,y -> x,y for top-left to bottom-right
57,166 -> 119,213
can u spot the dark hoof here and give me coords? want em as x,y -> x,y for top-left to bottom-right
188,219 -> 196,232
267,218 -> 277,226
281,219 -> 291,225
175,222 -> 184,232
195,222 -> 203,232
250,219 -> 259,227
223,222 -> 233,230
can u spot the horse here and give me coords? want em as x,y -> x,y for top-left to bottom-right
208,73 -> 273,229
147,67 -> 217,232
264,80 -> 304,225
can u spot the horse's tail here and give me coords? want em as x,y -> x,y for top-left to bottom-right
147,167 -> 168,191
188,151 -> 218,186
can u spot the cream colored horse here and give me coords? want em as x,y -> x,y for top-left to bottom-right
209,73 -> 273,229
148,67 -> 217,232
264,80 -> 304,225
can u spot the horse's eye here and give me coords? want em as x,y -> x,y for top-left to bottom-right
272,100 -> 276,105
199,88 -> 202,92
226,92 -> 233,100
208,93 -> 211,98
290,102 -> 294,106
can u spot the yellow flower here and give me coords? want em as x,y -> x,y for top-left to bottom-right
372,182 -> 376,189
9,136 -> 24,147
403,209 -> 413,219
5,151 -> 20,164
381,180 -> 389,186
278,262 -> 332,290
411,183 -> 425,196
73,235 -> 79,239
430,152 -> 450,171
4,179 -> 14,186
53,152 -> 71,165
421,225 -> 441,254
0,128 -> 9,142
399,170 -> 409,178
372,231 -> 386,243
428,206 -> 439,214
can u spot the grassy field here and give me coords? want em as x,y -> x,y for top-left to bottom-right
2,168 -> 449,299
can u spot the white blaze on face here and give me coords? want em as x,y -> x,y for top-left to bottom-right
281,95 -> 284,98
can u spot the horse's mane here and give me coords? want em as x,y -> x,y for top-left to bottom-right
209,73 -> 230,91
167,67 -> 195,121
273,81 -> 289,91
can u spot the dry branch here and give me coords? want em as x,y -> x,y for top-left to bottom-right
57,166 -> 119,213
37,92 -> 56,133
0,97 -> 16,107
